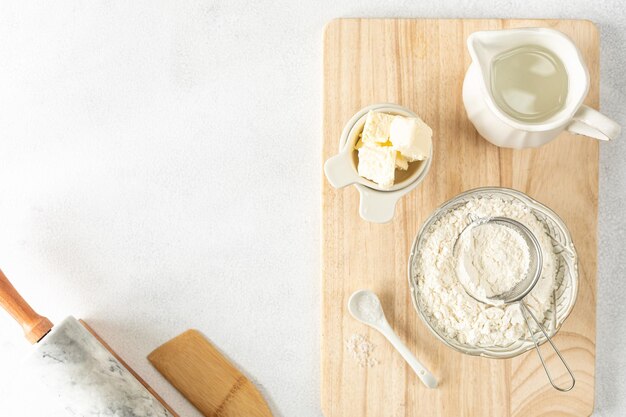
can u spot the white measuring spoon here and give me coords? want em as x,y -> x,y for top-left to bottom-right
348,290 -> 438,388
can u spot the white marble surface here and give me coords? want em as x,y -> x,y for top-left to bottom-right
0,1 -> 624,416
26,317 -> 173,417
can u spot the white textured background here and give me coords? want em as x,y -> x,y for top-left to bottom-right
0,1 -> 624,416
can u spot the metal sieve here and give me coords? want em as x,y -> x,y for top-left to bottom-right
453,215 -> 575,392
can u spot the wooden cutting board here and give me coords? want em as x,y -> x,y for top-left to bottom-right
322,19 -> 598,417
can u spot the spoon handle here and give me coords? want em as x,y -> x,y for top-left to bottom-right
378,320 -> 438,388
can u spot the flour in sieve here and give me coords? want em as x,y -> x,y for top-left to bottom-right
414,196 -> 557,347
455,222 -> 530,302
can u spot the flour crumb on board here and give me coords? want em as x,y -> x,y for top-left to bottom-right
345,334 -> 379,368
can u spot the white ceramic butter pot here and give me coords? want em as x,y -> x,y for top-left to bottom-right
324,104 -> 432,224
463,28 -> 620,148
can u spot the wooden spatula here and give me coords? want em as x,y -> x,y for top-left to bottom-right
148,329 -> 273,417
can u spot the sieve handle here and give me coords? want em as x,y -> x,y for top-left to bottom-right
520,302 -> 575,392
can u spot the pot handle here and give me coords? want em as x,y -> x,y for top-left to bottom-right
358,187 -> 401,224
324,151 -> 360,189
567,105 -> 621,141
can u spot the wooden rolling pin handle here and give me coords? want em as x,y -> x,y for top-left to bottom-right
0,268 -> 53,344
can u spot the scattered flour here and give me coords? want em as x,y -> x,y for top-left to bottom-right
414,196 -> 557,347
455,222 -> 530,302
345,334 -> 379,368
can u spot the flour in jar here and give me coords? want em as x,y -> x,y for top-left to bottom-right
414,196 -> 557,347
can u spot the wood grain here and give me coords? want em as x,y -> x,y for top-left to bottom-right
148,329 -> 273,417
322,19 -> 598,417
0,268 -> 53,344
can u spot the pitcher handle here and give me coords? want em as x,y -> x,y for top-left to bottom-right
567,105 -> 621,141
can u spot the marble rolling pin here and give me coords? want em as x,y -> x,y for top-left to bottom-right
0,268 -> 178,417
148,329 -> 273,417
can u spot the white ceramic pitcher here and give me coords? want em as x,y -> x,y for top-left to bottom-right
463,28 -> 620,148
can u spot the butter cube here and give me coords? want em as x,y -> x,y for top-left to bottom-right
390,115 -> 432,161
361,111 -> 395,144
395,152 -> 409,170
357,144 -> 397,189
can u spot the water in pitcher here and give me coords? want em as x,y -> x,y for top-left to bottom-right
490,45 -> 568,123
